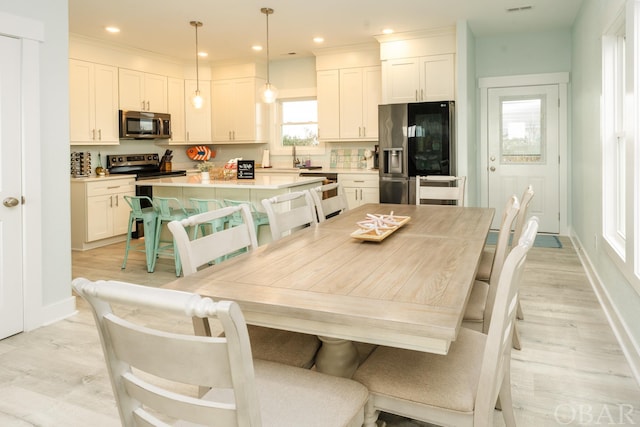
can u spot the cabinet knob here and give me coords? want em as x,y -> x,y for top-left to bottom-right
3,197 -> 20,208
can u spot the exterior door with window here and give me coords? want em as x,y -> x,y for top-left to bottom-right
0,35 -> 24,339
486,84 -> 560,233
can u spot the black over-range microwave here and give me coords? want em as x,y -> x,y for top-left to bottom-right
119,110 -> 171,139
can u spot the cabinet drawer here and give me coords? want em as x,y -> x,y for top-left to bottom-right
86,179 -> 136,197
338,174 -> 379,188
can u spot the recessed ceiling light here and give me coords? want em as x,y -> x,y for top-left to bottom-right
382,28 -> 394,35
252,45 -> 263,51
313,37 -> 324,43
105,26 -> 120,33
506,5 -> 533,12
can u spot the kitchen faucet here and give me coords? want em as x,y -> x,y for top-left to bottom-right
292,145 -> 300,167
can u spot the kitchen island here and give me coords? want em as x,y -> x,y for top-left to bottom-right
138,174 -> 326,244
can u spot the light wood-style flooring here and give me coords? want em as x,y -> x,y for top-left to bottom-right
0,237 -> 639,426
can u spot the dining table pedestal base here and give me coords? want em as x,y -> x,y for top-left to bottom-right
315,336 -> 359,378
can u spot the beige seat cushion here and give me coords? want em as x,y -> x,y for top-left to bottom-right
247,325 -> 322,369
353,328 -> 486,413
463,280 -> 489,326
475,248 -> 494,282
254,359 -> 368,427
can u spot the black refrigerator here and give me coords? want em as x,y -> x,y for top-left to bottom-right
378,101 -> 455,204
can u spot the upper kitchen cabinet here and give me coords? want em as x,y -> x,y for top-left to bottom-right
382,54 -> 454,103
339,66 -> 381,140
211,70 -> 267,144
184,79 -> 212,142
376,28 -> 456,104
316,70 -> 340,140
166,77 -> 186,143
314,45 -> 381,142
69,59 -> 119,145
119,68 -> 168,113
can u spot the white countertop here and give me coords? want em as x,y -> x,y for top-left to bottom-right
256,167 -> 379,175
70,174 -> 136,182
136,174 -> 325,190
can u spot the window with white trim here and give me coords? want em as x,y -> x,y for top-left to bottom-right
602,17 -> 626,260
271,97 -> 325,155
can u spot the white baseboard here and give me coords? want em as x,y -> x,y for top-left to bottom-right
569,230 -> 640,387
27,295 -> 77,331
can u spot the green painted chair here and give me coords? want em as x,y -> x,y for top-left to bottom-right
189,198 -> 228,238
151,197 -> 196,276
121,195 -> 158,273
223,199 -> 270,239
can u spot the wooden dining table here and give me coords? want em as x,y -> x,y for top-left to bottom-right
164,203 -> 494,377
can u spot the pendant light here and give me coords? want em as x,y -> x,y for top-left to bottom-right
190,20 -> 204,109
260,7 -> 278,104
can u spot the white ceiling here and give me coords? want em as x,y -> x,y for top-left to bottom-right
69,0 -> 584,64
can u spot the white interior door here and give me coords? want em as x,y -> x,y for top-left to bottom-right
0,35 -> 24,339
487,84 -> 560,233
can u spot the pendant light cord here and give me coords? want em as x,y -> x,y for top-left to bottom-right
265,10 -> 270,84
195,22 -> 200,92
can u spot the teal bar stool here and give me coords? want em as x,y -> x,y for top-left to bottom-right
121,195 -> 158,273
151,197 -> 196,276
189,198 -> 228,238
223,199 -> 270,238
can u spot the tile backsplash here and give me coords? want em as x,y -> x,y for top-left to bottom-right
330,148 -> 368,169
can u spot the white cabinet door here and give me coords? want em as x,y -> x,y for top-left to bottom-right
112,192 -> 132,236
420,54 -> 455,102
211,77 -> 264,143
361,66 -> 381,139
185,79 -> 212,142
93,64 -> 120,142
144,72 -> 168,113
382,58 -> 420,104
339,173 -> 379,209
383,54 -> 455,104
167,77 -> 186,142
86,194 -> 113,242
339,68 -> 364,139
211,79 -> 235,141
316,70 -> 340,141
69,59 -> 119,144
119,69 -> 168,112
232,78 -> 259,142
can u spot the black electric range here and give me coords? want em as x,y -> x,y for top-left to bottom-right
106,153 -> 187,180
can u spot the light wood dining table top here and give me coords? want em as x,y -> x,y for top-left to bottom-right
164,203 -> 494,355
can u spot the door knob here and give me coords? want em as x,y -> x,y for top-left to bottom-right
3,197 -> 20,207
490,166 -> 496,172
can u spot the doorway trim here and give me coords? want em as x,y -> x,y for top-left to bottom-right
479,72 -> 569,234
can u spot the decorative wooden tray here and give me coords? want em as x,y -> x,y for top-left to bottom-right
350,214 -> 411,242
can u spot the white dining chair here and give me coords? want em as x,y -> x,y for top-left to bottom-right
476,185 -> 535,282
416,175 -> 466,206
309,182 -> 350,222
168,204 -> 322,369
261,190 -> 318,241
463,195 -> 519,334
352,217 -> 539,427
72,277 -> 368,427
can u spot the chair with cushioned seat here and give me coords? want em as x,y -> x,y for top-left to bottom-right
121,195 -> 158,273
151,197 -> 196,276
416,175 -> 466,206
73,277 -> 368,427
352,217 -> 539,427
463,195 -> 519,333
309,182 -> 350,222
168,204 -> 323,369
261,190 -> 318,242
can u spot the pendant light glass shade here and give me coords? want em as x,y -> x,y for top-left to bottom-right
261,8 -> 277,104
190,21 -> 203,109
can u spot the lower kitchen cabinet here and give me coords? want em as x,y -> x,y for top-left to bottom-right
71,177 -> 135,250
338,173 -> 379,209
